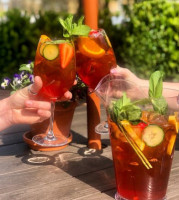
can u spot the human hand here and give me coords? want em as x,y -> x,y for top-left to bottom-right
6,76 -> 73,125
110,66 -> 145,85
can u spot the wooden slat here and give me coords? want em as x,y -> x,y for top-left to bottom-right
0,102 -> 179,200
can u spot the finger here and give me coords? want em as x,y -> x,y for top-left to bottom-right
60,91 -> 72,101
25,100 -> 51,110
110,67 -> 127,79
13,109 -> 49,124
37,109 -> 51,118
110,66 -> 123,74
30,76 -> 43,95
73,79 -> 77,85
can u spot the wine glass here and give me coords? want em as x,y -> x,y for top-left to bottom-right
32,35 -> 76,146
75,28 -> 117,134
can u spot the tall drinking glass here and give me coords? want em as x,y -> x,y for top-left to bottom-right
95,74 -> 179,200
75,29 -> 117,134
32,35 -> 76,147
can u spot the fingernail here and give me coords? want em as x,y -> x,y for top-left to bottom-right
110,68 -> 118,74
26,100 -> 32,107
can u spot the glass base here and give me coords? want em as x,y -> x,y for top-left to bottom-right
115,192 -> 166,200
32,134 -> 68,147
115,193 -> 128,200
95,121 -> 109,134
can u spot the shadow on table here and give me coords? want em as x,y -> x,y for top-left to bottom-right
21,130 -> 116,198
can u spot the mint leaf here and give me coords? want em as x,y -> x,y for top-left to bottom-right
151,97 -> 168,115
149,71 -> 167,114
78,16 -> 84,26
59,18 -> 69,32
149,71 -> 164,98
59,15 -> 91,38
109,92 -> 142,124
72,25 -> 91,36
125,105 -> 142,121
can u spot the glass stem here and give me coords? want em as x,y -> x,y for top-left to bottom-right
46,101 -> 56,141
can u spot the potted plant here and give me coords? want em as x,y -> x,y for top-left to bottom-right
1,61 -> 87,151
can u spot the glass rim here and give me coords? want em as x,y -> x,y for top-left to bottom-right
95,73 -> 179,94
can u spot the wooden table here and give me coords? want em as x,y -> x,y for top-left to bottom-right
0,94 -> 179,199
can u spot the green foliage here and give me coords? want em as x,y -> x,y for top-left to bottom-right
1,2 -> 179,82
0,9 -> 65,79
0,9 -> 37,79
117,0 -> 179,80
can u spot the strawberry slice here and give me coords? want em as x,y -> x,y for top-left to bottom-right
60,43 -> 74,69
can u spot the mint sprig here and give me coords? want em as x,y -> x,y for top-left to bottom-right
149,71 -> 168,115
109,93 -> 142,124
109,71 -> 168,125
59,15 -> 91,38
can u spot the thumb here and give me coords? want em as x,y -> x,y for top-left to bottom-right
30,76 -> 43,94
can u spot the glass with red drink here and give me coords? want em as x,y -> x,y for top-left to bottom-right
75,29 -> 117,134
95,73 -> 179,200
32,35 -> 76,146
75,29 -> 117,90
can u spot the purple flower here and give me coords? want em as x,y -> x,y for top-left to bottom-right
29,74 -> 34,83
20,71 -> 29,80
1,78 -> 11,89
13,74 -> 21,86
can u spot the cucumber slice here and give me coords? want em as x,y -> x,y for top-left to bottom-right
142,125 -> 164,147
43,44 -> 59,60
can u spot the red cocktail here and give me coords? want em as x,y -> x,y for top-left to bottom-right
34,35 -> 76,101
94,73 -> 179,200
75,29 -> 116,90
109,112 -> 177,200
32,35 -> 76,147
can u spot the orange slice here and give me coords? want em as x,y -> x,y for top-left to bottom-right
78,37 -> 105,58
167,115 -> 178,155
121,120 -> 145,151
168,115 -> 178,133
39,35 -> 51,56
167,134 -> 176,155
40,35 -> 51,43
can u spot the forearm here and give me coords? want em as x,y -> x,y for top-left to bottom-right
163,81 -> 179,90
0,98 -> 12,131
140,79 -> 179,90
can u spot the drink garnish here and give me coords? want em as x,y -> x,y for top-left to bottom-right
42,44 -> 59,61
167,114 -> 178,155
149,71 -> 168,115
60,43 -> 74,69
40,35 -> 51,43
121,120 -> 145,151
59,15 -> 91,38
109,71 -> 168,169
89,29 -> 111,51
142,125 -> 164,147
38,35 -> 51,56
77,37 -> 105,58
117,120 -> 153,169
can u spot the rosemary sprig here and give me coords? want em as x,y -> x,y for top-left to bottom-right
117,122 -> 153,169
